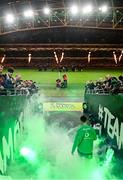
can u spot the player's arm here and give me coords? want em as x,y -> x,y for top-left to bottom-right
93,129 -> 97,140
71,130 -> 83,155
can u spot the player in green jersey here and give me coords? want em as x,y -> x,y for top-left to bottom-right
71,115 -> 97,158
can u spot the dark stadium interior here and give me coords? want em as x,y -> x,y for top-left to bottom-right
0,0 -> 122,69
0,1 -> 123,180
0,27 -> 123,68
0,27 -> 123,44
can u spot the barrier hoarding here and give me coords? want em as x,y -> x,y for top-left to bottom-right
85,93 -> 123,154
0,96 -> 27,174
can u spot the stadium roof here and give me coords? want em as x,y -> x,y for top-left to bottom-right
0,27 -> 122,44
0,0 -> 122,7
0,0 -> 122,44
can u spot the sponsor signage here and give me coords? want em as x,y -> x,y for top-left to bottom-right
85,93 -> 123,152
98,105 -> 123,150
43,102 -> 82,112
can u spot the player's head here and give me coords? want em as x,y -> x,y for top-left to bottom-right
80,115 -> 87,124
7,67 -> 14,76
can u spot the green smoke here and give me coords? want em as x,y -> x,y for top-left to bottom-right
6,94 -> 120,180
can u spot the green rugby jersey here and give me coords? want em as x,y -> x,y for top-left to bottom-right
72,124 -> 97,155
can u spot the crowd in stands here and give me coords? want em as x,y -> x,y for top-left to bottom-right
3,58 -> 123,70
85,75 -> 123,94
37,62 -> 123,72
0,65 -> 38,95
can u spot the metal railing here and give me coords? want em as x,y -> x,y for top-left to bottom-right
85,89 -> 123,95
0,6 -> 123,35
0,88 -> 38,96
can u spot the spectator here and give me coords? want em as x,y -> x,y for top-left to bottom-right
118,75 -> 123,84
0,65 -> 6,94
0,64 -> 3,75
119,76 -> 123,92
4,67 -> 15,90
85,74 -> 123,94
110,77 -> 120,94
82,102 -> 88,115
0,66 -> 38,96
15,74 -> 22,86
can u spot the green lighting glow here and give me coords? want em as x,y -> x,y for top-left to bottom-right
7,94 -> 121,180
104,148 -> 114,166
92,168 -> 103,180
20,147 -> 37,163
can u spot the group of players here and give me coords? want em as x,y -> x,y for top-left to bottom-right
56,74 -> 68,88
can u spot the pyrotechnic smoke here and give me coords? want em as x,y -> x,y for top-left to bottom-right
7,94 -> 122,180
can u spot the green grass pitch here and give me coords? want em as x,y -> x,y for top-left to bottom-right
4,68 -> 123,97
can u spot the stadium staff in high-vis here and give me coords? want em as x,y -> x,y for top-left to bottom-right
71,115 -> 97,158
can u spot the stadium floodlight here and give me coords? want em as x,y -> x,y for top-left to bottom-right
70,5 -> 78,15
24,9 -> 34,18
5,14 -> 15,23
82,5 -> 93,14
43,7 -> 50,15
99,5 -> 108,13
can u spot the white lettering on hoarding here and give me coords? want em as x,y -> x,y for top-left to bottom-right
119,123 -> 123,150
0,153 -> 4,174
0,112 -> 23,174
2,128 -> 13,172
98,105 -> 123,150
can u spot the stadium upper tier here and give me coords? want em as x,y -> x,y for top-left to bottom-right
0,43 -> 123,68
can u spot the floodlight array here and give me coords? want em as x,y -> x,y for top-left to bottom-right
0,3 -> 122,32
4,4 -> 109,24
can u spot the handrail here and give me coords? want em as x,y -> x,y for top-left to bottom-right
85,89 -> 123,95
0,88 -> 38,96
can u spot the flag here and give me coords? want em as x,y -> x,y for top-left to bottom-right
88,52 -> 91,63
28,54 -> 31,63
119,50 -> 123,62
60,52 -> 64,62
113,51 -> 117,64
1,55 -> 6,63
